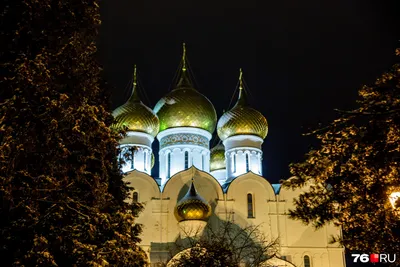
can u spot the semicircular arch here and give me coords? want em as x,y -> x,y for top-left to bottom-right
162,166 -> 224,200
124,170 -> 160,201
226,172 -> 276,201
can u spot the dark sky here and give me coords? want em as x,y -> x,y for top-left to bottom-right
98,0 -> 399,184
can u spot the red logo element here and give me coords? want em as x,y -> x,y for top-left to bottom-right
370,254 -> 379,263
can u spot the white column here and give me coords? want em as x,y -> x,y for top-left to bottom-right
192,148 -> 202,169
171,148 -> 184,177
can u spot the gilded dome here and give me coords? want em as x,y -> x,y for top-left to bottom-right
217,70 -> 268,141
175,181 -> 212,222
210,144 -> 226,171
154,74 -> 217,133
112,70 -> 160,137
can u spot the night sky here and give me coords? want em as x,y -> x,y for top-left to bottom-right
98,0 -> 399,185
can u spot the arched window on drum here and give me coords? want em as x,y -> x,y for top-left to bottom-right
184,151 -> 189,169
166,151 -> 171,178
133,192 -> 139,203
304,255 -> 311,267
245,153 -> 250,172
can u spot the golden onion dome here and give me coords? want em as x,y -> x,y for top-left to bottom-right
210,144 -> 226,171
153,43 -> 217,134
217,69 -> 268,141
112,67 -> 160,137
175,180 -> 212,222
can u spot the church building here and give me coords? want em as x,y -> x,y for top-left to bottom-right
112,44 -> 346,267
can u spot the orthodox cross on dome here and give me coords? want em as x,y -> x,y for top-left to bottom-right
182,42 -> 187,72
236,68 -> 248,106
129,64 -> 141,102
133,64 -> 138,87
176,42 -> 194,89
239,68 -> 244,90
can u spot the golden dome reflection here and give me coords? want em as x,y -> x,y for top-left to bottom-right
112,66 -> 160,137
175,181 -> 212,222
113,100 -> 160,137
154,86 -> 217,134
217,69 -> 268,141
210,144 -> 226,171
153,43 -> 217,134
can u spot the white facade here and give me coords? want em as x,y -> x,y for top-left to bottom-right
124,167 -> 346,267
115,58 -> 345,267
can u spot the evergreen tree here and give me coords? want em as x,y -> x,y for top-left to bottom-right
0,0 -> 147,266
283,49 -> 400,258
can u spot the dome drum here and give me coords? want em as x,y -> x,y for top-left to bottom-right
158,127 -> 212,184
225,148 -> 263,181
119,131 -> 155,147
119,144 -> 154,174
223,134 -> 264,151
157,127 -> 212,150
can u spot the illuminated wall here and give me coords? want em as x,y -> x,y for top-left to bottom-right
123,169 -> 346,267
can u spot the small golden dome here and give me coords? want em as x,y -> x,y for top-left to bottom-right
175,181 -> 212,222
217,69 -> 268,141
210,144 -> 226,171
112,67 -> 160,137
153,43 -> 217,134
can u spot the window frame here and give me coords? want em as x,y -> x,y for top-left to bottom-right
247,193 -> 255,218
245,153 -> 250,172
133,191 -> 139,202
184,151 -> 189,169
167,152 -> 171,178
304,255 -> 311,267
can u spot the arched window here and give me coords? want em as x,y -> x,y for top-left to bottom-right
131,148 -> 135,169
245,153 -> 250,172
201,153 -> 205,169
232,154 -> 236,173
167,152 -> 171,178
304,255 -> 311,267
184,151 -> 189,169
247,193 -> 254,218
133,192 -> 139,202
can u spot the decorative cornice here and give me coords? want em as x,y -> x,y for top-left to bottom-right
159,133 -> 209,149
